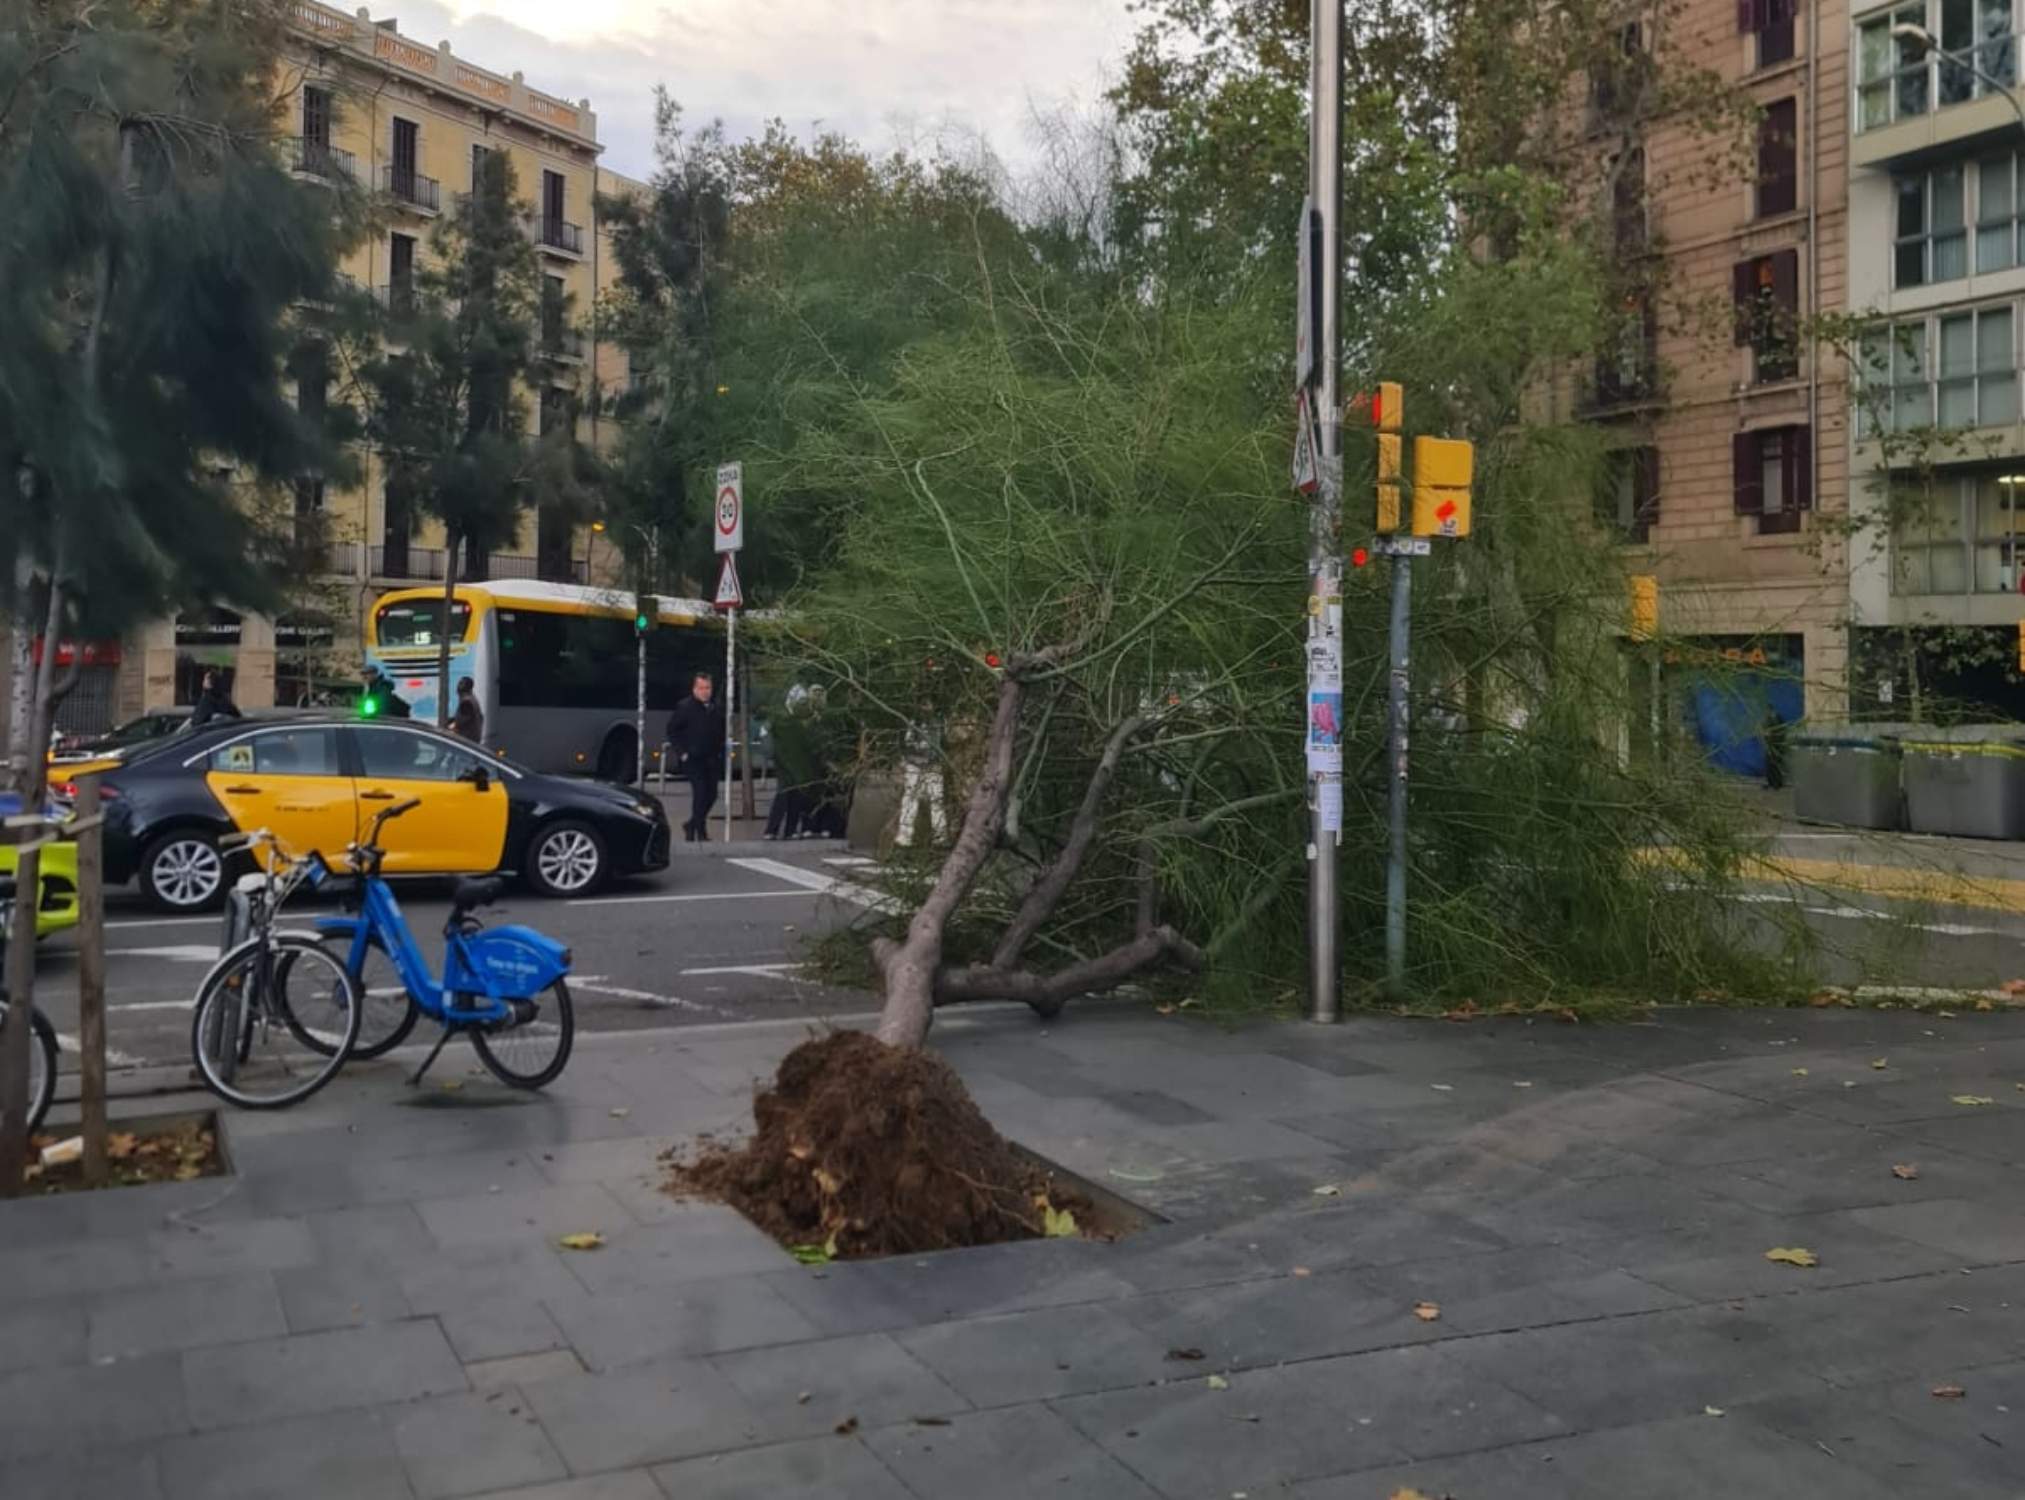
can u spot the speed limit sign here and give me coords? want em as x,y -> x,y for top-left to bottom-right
714,462 -> 744,553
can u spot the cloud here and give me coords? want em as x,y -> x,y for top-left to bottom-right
374,0 -> 1134,180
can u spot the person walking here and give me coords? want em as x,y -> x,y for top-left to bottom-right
188,670 -> 242,730
665,671 -> 726,841
451,676 -> 485,744
362,666 -> 411,720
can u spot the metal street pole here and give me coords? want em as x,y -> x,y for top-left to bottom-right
1307,0 -> 1344,1023
723,604 -> 737,842
1383,549 -> 1410,997
633,524 -> 656,790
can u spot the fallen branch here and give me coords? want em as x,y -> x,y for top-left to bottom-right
935,924 -> 1206,1019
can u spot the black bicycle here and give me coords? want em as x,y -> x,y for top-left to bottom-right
0,875 -> 58,1135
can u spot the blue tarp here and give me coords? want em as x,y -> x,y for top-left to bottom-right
1685,670 -> 1804,779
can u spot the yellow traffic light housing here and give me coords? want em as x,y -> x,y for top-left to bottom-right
1371,381 -> 1402,433
1375,433 -> 1403,534
1628,575 -> 1659,641
1410,436 -> 1474,538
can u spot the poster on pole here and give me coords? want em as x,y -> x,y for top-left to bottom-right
1305,637 -> 1343,774
714,462 -> 744,553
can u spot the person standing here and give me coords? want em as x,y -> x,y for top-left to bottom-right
188,670 -> 242,730
665,671 -> 726,841
451,676 -> 485,744
895,712 -> 947,847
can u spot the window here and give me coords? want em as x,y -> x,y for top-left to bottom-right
1591,21 -> 1644,116
388,232 -> 416,315
1978,152 -> 2020,271
1598,447 -> 1660,543
302,86 -> 331,147
1734,250 -> 1800,382
355,728 -> 482,781
392,116 -> 418,174
1890,471 -> 2025,593
1859,5 -> 1932,128
1757,99 -> 1798,217
208,728 -> 342,776
1741,0 -> 1797,66
1938,305 -> 2017,426
539,385 -> 570,438
1860,306 -> 2016,434
374,599 -> 471,650
542,169 -> 566,225
1939,0 -> 2017,103
1733,426 -> 1812,534
1894,166 -> 1967,287
541,274 -> 566,349
1612,148 -> 1647,256
1594,293 -> 1658,404
471,144 -> 492,192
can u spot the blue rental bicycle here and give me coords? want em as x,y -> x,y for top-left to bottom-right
301,796 -> 576,1089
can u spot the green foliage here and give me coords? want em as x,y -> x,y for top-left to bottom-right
0,0 -> 365,625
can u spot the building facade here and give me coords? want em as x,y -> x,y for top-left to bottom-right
1580,0 -> 1853,742
109,1 -> 645,724
1846,0 -> 2025,717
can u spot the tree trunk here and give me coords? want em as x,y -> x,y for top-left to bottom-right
436,530 -> 458,727
871,674 -> 1023,1048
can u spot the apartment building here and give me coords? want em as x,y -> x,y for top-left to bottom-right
1586,0 -> 1852,742
110,1 -> 646,721
1846,0 -> 2025,715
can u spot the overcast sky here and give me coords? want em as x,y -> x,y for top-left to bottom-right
380,0 -> 1137,181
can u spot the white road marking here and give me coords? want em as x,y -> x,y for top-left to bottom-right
679,962 -> 807,980
729,856 -> 886,909
106,916 -> 217,931
566,889 -> 810,909
822,856 -> 875,868
1728,890 -> 2003,937
569,979 -> 724,1015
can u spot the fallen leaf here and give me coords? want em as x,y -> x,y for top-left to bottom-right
1872,1058 -> 1889,1070
1413,1300 -> 1441,1322
1933,1384 -> 1967,1400
789,1244 -> 832,1266
1290,1266 -> 1312,1278
1311,1184 -> 1341,1197
1513,1080 -> 1533,1088
1704,1405 -> 1726,1417
1892,1163 -> 1920,1181
557,1232 -> 605,1251
107,1132 -> 139,1161
1939,1010 -> 1958,1019
1206,1374 -> 1230,1391
608,1107 -> 630,1119
796,1392 -> 811,1405
1791,1068 -> 1809,1078
1166,1347 -> 1206,1362
1952,1095 -> 1995,1107
439,1079 -> 462,1092
833,1416 -> 859,1435
1389,1490 -> 1436,1500
1765,1247 -> 1819,1268
1976,999 -> 1995,1012
1429,1083 -> 1454,1092
1043,1205 -> 1079,1238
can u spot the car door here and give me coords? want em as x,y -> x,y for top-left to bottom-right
349,724 -> 509,874
202,726 -> 356,864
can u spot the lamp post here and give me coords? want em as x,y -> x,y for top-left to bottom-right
1891,23 -> 2025,130
591,518 -> 659,789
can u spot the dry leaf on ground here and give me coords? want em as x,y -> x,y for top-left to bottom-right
1312,1184 -> 1341,1197
1791,1068 -> 1809,1077
1892,1163 -> 1920,1180
1413,1301 -> 1441,1322
1206,1374 -> 1230,1391
1871,1058 -> 1889,1070
1389,1490 -> 1437,1500
1952,1095 -> 1995,1107
834,1416 -> 859,1434
1290,1266 -> 1312,1278
1932,1384 -> 1967,1400
1704,1405 -> 1726,1417
1042,1205 -> 1079,1238
557,1232 -> 606,1251
1765,1247 -> 1819,1268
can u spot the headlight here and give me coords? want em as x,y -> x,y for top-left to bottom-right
631,800 -> 657,818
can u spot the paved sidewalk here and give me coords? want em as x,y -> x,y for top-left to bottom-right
6,1001 -> 2025,1497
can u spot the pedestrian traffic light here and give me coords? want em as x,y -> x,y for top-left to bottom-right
359,692 -> 381,718
1346,381 -> 1403,433
635,606 -> 651,635
1410,436 -> 1475,539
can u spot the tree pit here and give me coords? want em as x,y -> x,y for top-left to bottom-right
24,1112 -> 225,1195
667,1030 -> 1133,1259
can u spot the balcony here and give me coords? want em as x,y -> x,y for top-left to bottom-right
539,325 -> 586,364
373,282 -> 420,321
529,215 -> 584,258
380,164 -> 441,215
370,546 -> 586,584
1854,29 -> 2023,169
289,137 -> 356,184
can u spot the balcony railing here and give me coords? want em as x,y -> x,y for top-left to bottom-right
370,546 -> 586,583
529,215 -> 584,255
539,326 -> 586,362
289,137 -> 356,183
380,164 -> 441,213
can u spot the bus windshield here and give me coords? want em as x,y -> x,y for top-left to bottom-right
375,600 -> 471,650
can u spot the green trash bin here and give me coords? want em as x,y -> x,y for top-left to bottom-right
1900,725 -> 2025,840
1790,724 -> 1909,831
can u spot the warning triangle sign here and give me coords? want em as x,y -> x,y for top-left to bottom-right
712,552 -> 743,610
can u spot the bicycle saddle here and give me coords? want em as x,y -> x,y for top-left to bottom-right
451,876 -> 506,914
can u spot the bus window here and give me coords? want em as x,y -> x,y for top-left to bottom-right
376,600 -> 471,650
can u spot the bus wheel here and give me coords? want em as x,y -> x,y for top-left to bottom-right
596,726 -> 637,784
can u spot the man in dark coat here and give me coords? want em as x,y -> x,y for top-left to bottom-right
665,671 -> 726,841
188,670 -> 242,730
451,676 -> 485,743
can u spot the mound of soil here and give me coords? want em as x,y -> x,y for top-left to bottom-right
669,1030 -> 1088,1258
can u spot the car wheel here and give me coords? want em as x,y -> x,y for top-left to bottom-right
525,819 -> 608,897
140,830 -> 227,912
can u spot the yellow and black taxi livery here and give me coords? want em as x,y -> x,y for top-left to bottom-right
101,717 -> 670,912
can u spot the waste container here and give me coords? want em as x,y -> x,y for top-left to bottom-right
1900,725 -> 2025,840
1790,724 -> 1910,830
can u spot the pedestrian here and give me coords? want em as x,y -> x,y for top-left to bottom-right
188,670 -> 242,729
362,666 -> 411,720
895,711 -> 947,847
451,676 -> 484,744
665,671 -> 726,841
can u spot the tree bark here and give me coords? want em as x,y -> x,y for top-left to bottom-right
872,672 -> 1024,1048
990,713 -> 1144,971
937,925 -> 1205,1015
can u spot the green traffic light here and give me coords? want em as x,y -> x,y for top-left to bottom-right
360,695 -> 380,717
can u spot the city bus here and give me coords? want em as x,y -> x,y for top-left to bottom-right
365,580 -> 726,780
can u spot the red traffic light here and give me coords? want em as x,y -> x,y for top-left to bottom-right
1351,547 -> 1370,568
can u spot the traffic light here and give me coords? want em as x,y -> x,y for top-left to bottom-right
1370,381 -> 1402,433
1376,432 -> 1402,535
1628,575 -> 1659,642
635,606 -> 651,635
1410,436 -> 1475,539
358,691 -> 380,718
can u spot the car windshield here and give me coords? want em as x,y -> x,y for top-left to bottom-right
376,600 -> 471,650
110,715 -> 179,746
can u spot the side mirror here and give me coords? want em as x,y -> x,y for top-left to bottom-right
461,765 -> 491,792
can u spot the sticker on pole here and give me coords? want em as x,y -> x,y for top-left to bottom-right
712,552 -> 742,611
714,462 -> 744,553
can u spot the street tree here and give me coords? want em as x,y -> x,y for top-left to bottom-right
0,0 -> 362,1193
363,147 -> 578,721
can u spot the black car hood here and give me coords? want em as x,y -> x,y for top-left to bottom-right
520,772 -> 657,813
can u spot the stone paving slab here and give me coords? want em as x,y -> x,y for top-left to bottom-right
7,1003 -> 2025,1497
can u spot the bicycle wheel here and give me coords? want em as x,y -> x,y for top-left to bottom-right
191,936 -> 359,1109
277,938 -> 419,1060
471,979 -> 574,1090
0,1000 -> 58,1136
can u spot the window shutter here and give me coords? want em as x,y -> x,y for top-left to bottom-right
1788,426 -> 1813,511
1768,0 -> 1795,22
1636,446 -> 1661,529
1733,431 -> 1764,514
1733,261 -> 1756,345
1738,0 -> 1757,32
